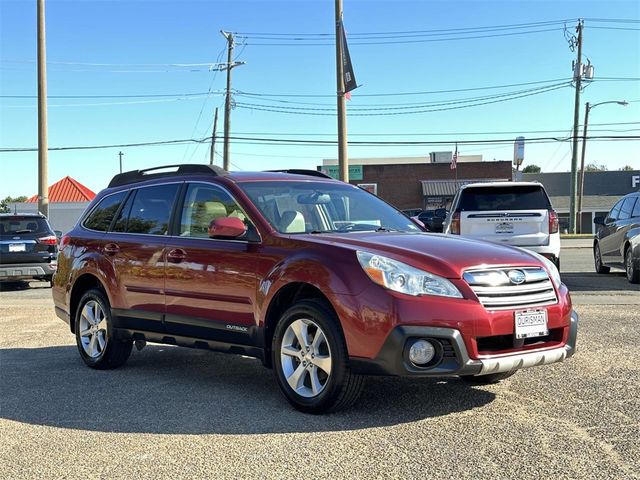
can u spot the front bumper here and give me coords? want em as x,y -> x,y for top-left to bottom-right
350,309 -> 578,377
0,262 -> 56,281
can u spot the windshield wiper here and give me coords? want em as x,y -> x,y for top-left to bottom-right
310,230 -> 337,234
374,227 -> 401,232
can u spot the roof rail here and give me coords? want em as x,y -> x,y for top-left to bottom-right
108,164 -> 227,188
265,169 -> 333,179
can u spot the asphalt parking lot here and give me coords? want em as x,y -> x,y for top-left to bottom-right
1,247 -> 639,479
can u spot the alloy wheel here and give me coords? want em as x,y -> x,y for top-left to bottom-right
595,245 -> 602,269
79,300 -> 108,358
280,318 -> 332,398
626,250 -> 633,280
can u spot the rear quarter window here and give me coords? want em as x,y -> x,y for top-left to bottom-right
458,185 -> 551,211
83,191 -> 127,232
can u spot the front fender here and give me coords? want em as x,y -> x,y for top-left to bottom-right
256,246 -> 370,327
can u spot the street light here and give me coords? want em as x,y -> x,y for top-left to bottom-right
577,100 -> 628,233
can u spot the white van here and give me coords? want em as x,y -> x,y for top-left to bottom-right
443,182 -> 560,267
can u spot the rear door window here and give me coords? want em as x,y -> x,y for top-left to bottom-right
122,184 -> 180,235
83,192 -> 127,232
619,197 -> 636,221
458,185 -> 551,211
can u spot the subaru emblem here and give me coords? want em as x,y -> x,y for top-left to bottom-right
507,270 -> 526,285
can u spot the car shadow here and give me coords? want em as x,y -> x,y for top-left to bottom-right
0,345 -> 495,435
0,281 -> 50,291
561,271 -> 635,292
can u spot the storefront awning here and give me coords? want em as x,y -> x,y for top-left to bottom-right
420,178 -> 508,196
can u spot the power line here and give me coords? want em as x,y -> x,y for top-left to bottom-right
1,134 -> 637,153
236,83 -> 571,116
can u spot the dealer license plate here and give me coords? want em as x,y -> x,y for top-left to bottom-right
495,222 -> 514,234
8,243 -> 26,252
515,309 -> 548,339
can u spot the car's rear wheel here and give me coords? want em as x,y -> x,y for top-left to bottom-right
75,288 -> 132,369
625,245 -> 639,284
272,299 -> 364,413
460,371 -> 517,384
594,242 -> 610,274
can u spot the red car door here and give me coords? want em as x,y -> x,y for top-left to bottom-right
106,183 -> 180,332
163,182 -> 259,345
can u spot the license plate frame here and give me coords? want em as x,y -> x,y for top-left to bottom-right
495,222 -> 514,234
8,243 -> 26,252
515,309 -> 549,339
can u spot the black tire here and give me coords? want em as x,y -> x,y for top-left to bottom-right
594,242 -> 610,274
46,275 -> 53,288
552,256 -> 560,270
75,288 -> 132,369
460,371 -> 517,385
272,299 -> 365,414
625,245 -> 640,284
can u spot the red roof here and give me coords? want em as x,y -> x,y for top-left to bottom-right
26,176 -> 96,203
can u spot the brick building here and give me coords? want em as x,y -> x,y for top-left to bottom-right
320,155 -> 513,210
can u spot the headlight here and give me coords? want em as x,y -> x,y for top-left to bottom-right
356,251 -> 463,298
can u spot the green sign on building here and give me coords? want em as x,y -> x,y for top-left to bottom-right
319,165 -> 363,181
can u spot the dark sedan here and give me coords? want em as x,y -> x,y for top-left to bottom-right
417,208 -> 448,233
593,191 -> 640,284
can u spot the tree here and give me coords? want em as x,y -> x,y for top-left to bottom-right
619,165 -> 635,171
584,163 -> 608,172
522,164 -> 541,173
0,195 -> 28,213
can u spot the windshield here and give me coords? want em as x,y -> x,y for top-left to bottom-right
239,181 -> 421,234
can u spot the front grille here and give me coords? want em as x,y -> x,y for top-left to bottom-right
464,267 -> 558,310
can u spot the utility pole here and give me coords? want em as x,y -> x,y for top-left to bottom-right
221,31 -> 234,172
568,19 -> 584,234
37,0 -> 49,218
118,151 -> 124,173
209,107 -> 219,166
577,100 -> 627,233
335,0 -> 349,182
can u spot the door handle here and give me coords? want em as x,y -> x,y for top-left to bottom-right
103,243 -> 120,255
167,248 -> 187,263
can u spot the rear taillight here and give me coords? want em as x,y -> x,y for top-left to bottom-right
450,212 -> 461,235
549,210 -> 559,234
37,235 -> 58,245
59,234 -> 71,249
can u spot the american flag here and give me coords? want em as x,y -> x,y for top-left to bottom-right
450,144 -> 458,170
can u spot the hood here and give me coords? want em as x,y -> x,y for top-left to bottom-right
299,232 -> 544,279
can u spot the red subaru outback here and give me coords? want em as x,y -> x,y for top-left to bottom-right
53,165 -> 578,413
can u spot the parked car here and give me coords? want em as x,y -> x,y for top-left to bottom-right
0,213 -> 59,286
593,191 -> 640,284
418,208 -> 448,233
443,182 -> 560,268
52,165 -> 577,413
401,208 -> 423,218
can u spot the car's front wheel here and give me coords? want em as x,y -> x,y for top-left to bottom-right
75,288 -> 132,369
594,242 -> 610,274
272,299 -> 364,413
625,245 -> 639,284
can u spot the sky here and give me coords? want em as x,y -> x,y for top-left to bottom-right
0,0 -> 639,198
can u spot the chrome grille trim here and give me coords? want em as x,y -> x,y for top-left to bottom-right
464,267 -> 558,310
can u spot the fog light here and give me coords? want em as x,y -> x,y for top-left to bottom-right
409,339 -> 435,365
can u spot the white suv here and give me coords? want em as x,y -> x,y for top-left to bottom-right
443,182 -> 560,267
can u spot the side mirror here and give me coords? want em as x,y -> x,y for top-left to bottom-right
208,217 -> 247,239
593,216 -> 605,225
435,208 -> 447,219
54,230 -> 63,239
